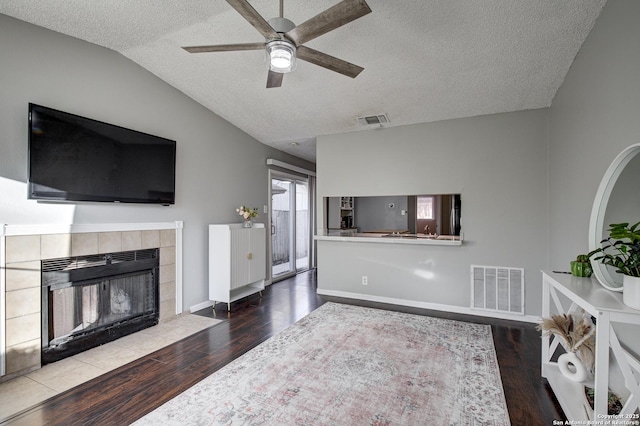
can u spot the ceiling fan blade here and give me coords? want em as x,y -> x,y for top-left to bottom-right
266,70 -> 284,88
226,0 -> 280,40
182,42 -> 265,53
286,0 -> 371,46
296,45 -> 363,78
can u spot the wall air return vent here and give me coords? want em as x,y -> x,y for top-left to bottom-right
356,113 -> 390,126
471,265 -> 524,315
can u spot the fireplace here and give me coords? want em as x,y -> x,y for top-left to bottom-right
41,249 -> 160,364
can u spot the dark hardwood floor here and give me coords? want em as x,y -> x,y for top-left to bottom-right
3,270 -> 564,425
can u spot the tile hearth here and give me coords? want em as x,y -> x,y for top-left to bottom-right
0,313 -> 221,421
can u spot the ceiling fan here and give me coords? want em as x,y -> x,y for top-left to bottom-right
182,0 -> 372,88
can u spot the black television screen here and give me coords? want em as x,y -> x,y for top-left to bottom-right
28,103 -> 176,205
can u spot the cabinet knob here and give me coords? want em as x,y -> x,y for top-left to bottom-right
247,252 -> 253,260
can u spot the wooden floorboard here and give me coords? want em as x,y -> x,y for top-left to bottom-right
2,270 -> 564,425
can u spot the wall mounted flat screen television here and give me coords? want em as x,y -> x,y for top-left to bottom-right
28,103 -> 176,205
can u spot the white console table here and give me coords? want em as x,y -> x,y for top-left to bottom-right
541,271 -> 640,420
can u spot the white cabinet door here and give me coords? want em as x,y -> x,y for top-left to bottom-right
230,228 -> 251,289
249,227 -> 266,282
230,227 -> 265,289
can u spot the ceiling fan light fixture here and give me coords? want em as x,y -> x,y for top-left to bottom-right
266,40 -> 296,73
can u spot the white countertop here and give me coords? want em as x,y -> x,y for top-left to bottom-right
314,230 -> 463,246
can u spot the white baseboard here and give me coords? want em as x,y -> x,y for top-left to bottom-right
317,288 -> 540,323
188,286 -> 540,323
189,300 -> 214,313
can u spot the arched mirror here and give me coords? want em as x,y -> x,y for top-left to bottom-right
588,143 -> 640,291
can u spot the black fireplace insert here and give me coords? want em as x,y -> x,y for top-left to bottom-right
41,248 -> 160,364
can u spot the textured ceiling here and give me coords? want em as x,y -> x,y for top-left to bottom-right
1,1 -> 606,162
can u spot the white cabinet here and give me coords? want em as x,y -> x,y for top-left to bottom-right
327,196 -> 355,229
209,224 -> 266,311
541,271 -> 640,420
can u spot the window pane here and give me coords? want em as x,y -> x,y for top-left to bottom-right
417,196 -> 434,220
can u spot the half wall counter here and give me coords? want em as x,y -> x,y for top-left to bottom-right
315,229 -> 462,246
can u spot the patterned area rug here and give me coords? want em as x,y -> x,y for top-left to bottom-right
135,302 -> 510,425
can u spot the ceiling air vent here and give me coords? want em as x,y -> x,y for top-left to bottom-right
356,113 -> 390,126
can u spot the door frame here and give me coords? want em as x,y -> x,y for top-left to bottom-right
268,169 -> 314,282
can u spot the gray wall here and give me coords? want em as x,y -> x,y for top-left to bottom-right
317,0 -> 640,320
316,109 -> 548,316
355,196 -> 409,232
5,0 -> 637,321
0,14 -> 314,311
548,0 -> 640,269
547,0 -> 640,384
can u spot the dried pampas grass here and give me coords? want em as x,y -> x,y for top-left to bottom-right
537,313 -> 596,371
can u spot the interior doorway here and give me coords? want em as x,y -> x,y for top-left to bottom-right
270,171 -> 311,281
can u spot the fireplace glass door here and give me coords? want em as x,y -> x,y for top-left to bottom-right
48,271 -> 155,346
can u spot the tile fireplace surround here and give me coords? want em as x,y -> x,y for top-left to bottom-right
0,221 -> 183,381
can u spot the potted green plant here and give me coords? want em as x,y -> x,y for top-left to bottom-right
589,221 -> 640,310
570,254 -> 593,277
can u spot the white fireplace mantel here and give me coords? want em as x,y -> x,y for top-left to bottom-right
1,221 -> 183,237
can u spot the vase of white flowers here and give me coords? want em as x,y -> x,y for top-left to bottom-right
237,206 -> 258,228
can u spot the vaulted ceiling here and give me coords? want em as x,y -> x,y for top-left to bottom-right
1,1 -> 606,162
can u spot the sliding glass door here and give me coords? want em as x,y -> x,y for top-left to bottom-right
270,171 -> 310,281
